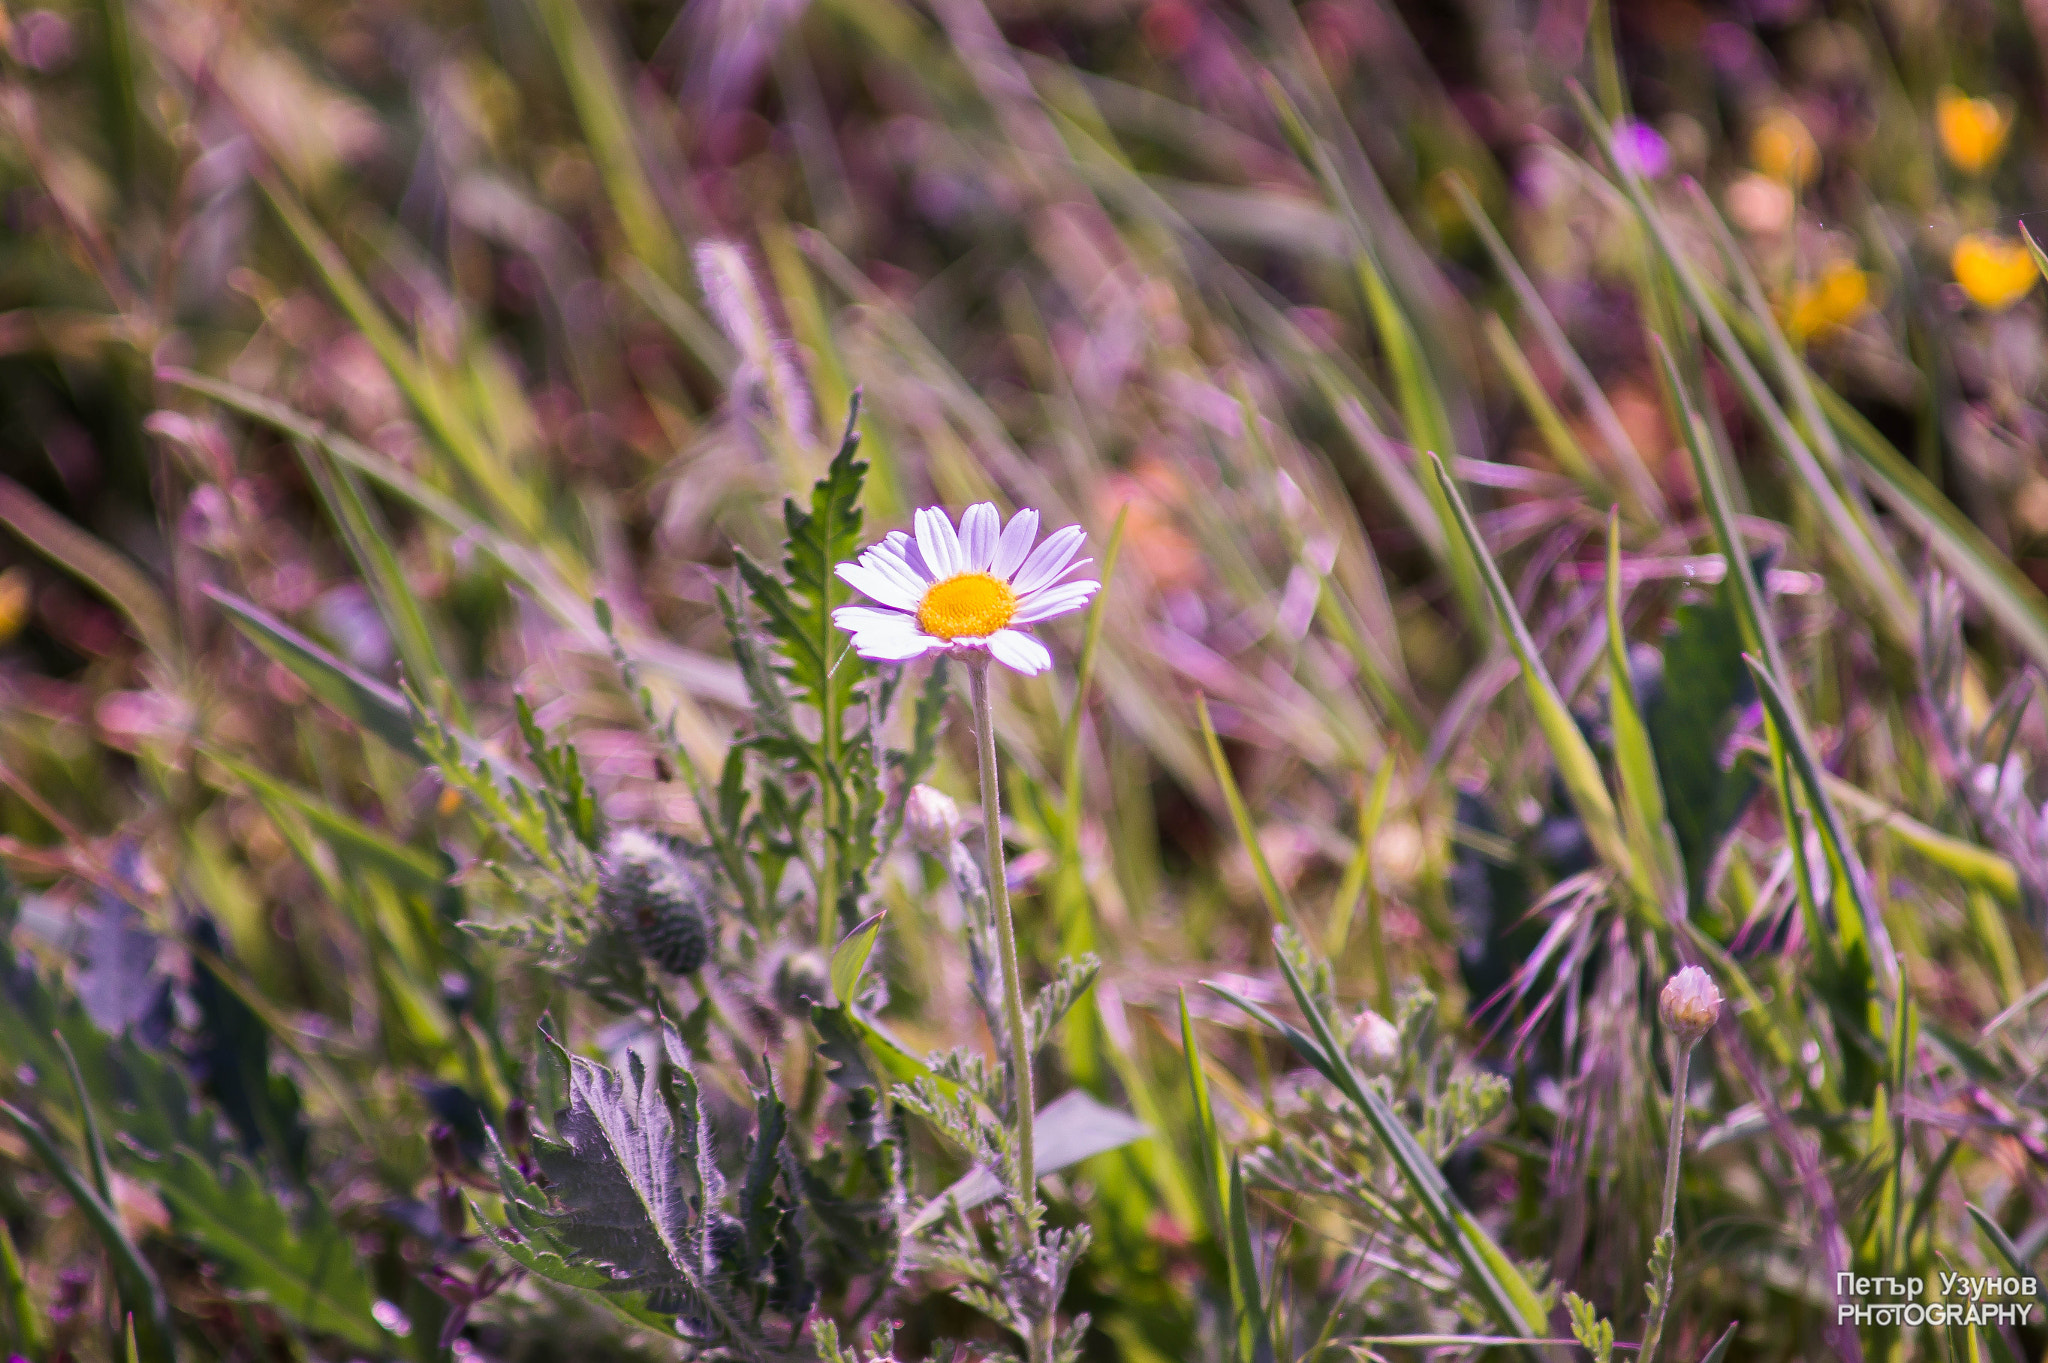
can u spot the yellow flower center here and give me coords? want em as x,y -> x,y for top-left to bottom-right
1953,234 -> 2038,312
1938,89 -> 2009,175
916,572 -> 1018,640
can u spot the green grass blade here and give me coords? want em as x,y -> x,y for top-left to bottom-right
0,1102 -> 174,1363
527,0 -> 686,283
1260,942 -> 1550,1348
1650,338 -> 1788,686
295,440 -> 468,728
1227,1155 -> 1278,1363
1810,378 -> 2048,675
1427,454 -> 1635,888
257,175 -> 543,539
1177,988 -> 1227,1229
1605,510 -> 1685,918
1744,657 -> 1901,996
1482,313 -> 1614,505
0,1217 -> 45,1357
1572,88 -> 1917,651
1450,177 -> 1665,522
204,584 -> 422,759
1264,79 -> 1483,629
1196,694 -> 1302,932
0,473 -> 176,663
1965,1204 -> 2048,1318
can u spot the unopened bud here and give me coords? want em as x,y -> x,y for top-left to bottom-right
773,950 -> 832,1014
1659,965 -> 1722,1045
1346,1008 -> 1401,1076
503,1099 -> 531,1152
904,784 -> 962,855
429,1123 -> 462,1173
437,1175 -> 466,1239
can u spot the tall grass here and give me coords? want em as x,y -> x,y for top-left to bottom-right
3,1 -> 2048,1361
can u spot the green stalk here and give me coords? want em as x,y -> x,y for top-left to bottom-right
969,655 -> 1047,1363
1640,1039 -> 1695,1363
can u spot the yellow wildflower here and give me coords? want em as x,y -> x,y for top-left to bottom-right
0,567 -> 28,644
1937,88 -> 2009,175
1952,233 -> 2038,311
1785,261 -> 1872,340
1751,110 -> 1818,187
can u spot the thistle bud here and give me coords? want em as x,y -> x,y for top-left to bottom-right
1346,1008 -> 1401,1076
599,828 -> 717,976
773,949 -> 832,1015
1659,965 -> 1722,1045
904,784 -> 962,855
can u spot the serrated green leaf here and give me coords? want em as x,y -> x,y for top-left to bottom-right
150,1149 -> 387,1350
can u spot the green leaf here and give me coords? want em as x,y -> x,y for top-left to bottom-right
150,1150 -> 388,1350
1696,1321 -> 1740,1363
1639,568 -> 1762,915
830,911 -> 886,1004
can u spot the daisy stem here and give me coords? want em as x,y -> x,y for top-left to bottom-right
967,655 -> 1038,1228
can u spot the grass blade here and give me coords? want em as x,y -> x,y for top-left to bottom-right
1,1101 -> 174,1363
1605,509 -> 1685,918
0,474 -> 175,663
1451,177 -> 1666,523
1196,694 -> 1302,932
1427,454 -> 1636,891
204,583 -> 421,759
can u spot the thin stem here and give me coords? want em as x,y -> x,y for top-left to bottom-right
1640,1038 -> 1694,1363
969,657 -> 1038,1215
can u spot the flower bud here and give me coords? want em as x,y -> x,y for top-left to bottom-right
1346,1008 -> 1401,1076
904,784 -> 962,855
429,1122 -> 462,1173
773,949 -> 832,1014
1659,965 -> 1722,1045
503,1098 -> 531,1152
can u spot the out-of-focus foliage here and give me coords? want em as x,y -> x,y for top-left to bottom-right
6,0 -> 2048,1360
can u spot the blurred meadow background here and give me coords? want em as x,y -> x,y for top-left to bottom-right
8,0 -> 2048,1358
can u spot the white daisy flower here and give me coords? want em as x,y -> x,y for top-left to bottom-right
832,503 -> 1098,676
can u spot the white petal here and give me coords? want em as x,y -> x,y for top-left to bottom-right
836,561 -> 921,611
1012,579 -> 1099,624
1012,524 -> 1087,594
992,508 -> 1039,579
885,530 -> 935,581
915,507 -> 961,578
986,629 -> 1052,675
853,627 -> 943,661
959,503 -> 1000,573
860,545 -> 931,599
833,605 -> 914,634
